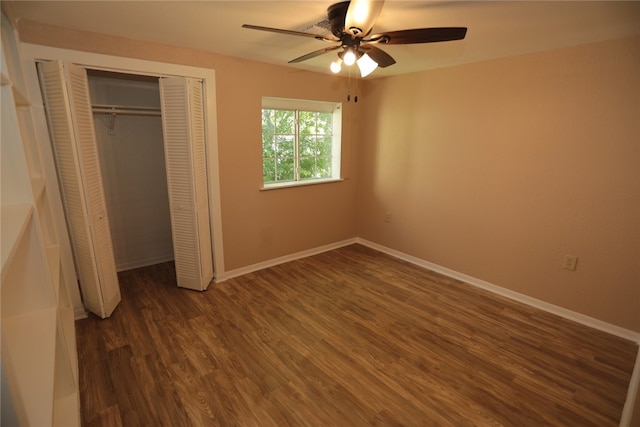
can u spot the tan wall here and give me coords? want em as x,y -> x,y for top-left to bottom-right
18,21 -> 361,271
357,36 -> 640,332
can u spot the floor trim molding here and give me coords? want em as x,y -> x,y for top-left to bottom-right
356,238 -> 640,344
218,237 -> 640,344
216,238 -> 358,282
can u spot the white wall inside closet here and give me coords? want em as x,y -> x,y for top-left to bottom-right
88,71 -> 173,272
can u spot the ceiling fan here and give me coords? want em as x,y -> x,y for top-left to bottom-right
242,0 -> 467,77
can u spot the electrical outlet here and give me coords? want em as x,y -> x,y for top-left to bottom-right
384,212 -> 392,223
563,255 -> 578,271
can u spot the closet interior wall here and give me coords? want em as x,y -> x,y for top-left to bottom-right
87,70 -> 173,272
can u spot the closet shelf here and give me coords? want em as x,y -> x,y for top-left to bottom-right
92,103 -> 161,116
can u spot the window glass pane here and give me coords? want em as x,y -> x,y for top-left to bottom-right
275,110 -> 294,134
299,135 -> 316,156
275,135 -> 294,158
276,157 -> 295,181
262,109 -> 275,134
263,159 -> 276,183
299,157 -> 315,179
317,112 -> 332,135
262,133 -> 275,158
299,111 -> 315,136
319,134 -> 332,156
317,156 -> 332,178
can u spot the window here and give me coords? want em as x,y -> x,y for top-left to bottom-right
262,97 -> 342,188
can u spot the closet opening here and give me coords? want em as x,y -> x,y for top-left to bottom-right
37,60 -> 215,318
87,70 -> 174,273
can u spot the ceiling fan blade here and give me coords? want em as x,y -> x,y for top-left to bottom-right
344,0 -> 385,37
289,45 -> 342,64
360,45 -> 395,68
369,27 -> 467,44
242,24 -> 337,42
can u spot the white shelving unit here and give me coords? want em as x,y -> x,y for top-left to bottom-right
1,8 -> 80,427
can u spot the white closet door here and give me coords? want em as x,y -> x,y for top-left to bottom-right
38,60 -> 121,318
159,77 -> 213,291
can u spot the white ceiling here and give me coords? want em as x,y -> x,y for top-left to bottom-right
6,1 -> 640,78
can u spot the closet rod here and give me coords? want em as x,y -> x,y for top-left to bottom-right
92,104 -> 162,116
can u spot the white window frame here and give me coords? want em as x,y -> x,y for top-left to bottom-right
261,97 -> 342,190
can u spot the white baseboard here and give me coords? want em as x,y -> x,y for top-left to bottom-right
215,238 -> 358,282
116,254 -> 174,272
216,237 -> 639,343
74,308 -> 88,321
356,238 -> 640,344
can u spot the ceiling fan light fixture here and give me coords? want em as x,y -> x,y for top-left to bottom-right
330,59 -> 343,73
356,53 -> 378,77
343,49 -> 357,66
351,1 -> 369,24
346,0 -> 384,36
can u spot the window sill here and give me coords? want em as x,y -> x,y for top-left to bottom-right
260,178 -> 344,191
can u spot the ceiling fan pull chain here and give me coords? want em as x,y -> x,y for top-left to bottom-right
354,72 -> 359,103
347,66 -> 352,102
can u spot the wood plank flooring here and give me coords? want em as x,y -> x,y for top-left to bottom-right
76,244 -> 638,426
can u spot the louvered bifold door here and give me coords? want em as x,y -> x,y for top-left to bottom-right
159,77 -> 213,291
38,61 -> 121,318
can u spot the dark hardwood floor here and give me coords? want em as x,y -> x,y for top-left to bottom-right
76,244 -> 638,426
